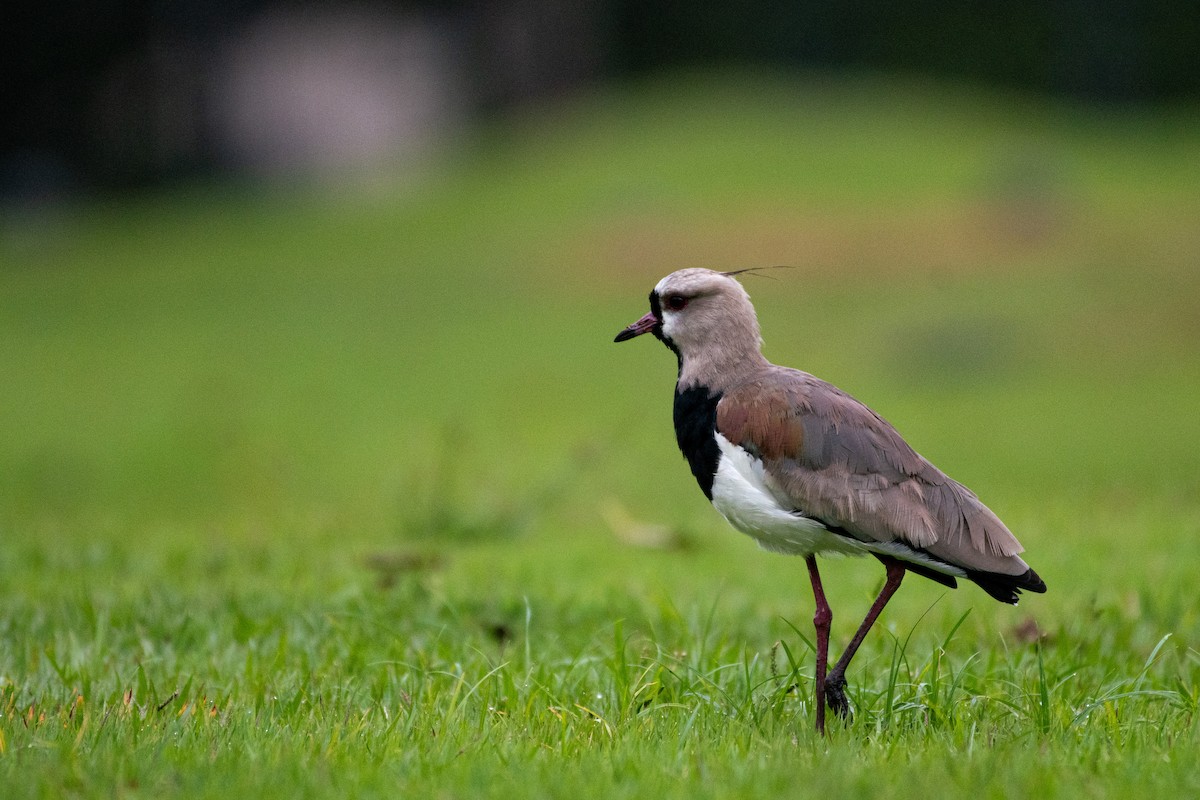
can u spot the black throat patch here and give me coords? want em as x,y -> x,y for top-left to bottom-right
673,385 -> 722,500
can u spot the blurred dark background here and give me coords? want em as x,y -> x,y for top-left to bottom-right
4,0 -> 1199,199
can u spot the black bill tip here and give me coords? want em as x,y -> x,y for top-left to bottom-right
614,311 -> 659,343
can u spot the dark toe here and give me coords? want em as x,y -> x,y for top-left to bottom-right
825,675 -> 851,719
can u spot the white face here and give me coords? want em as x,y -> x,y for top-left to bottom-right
654,274 -> 693,342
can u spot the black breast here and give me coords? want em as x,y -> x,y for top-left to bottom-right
673,385 -> 722,500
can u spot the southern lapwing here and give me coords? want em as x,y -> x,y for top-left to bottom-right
614,268 -> 1046,734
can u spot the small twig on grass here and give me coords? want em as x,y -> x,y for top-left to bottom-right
156,691 -> 180,712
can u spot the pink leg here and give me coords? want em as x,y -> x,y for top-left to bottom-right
805,555 -> 832,735
825,557 -> 906,717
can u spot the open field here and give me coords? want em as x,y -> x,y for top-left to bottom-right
3,72 -> 1200,797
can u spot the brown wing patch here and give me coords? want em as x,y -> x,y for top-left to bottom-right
716,369 -> 1031,576
716,384 -> 804,460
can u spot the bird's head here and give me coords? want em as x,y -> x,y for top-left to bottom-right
614,268 -> 767,383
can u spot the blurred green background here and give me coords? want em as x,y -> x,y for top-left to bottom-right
6,5 -> 1200,794
3,71 -> 1199,611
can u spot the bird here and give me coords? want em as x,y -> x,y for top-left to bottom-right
614,267 -> 1046,734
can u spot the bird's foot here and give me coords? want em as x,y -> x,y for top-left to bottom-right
824,674 -> 851,719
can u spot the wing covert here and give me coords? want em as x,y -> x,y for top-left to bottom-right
715,368 -> 1023,564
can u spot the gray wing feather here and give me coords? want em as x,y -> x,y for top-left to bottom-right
719,368 -> 1026,574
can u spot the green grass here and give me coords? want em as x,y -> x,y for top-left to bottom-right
3,70 -> 1200,797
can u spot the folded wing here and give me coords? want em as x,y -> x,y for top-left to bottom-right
715,368 -> 1039,587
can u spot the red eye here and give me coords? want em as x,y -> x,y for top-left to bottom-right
665,294 -> 688,311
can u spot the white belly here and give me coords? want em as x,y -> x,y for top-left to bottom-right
710,433 -> 867,558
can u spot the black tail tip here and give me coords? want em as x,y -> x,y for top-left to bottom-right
970,566 -> 1047,605
1021,567 -> 1048,594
